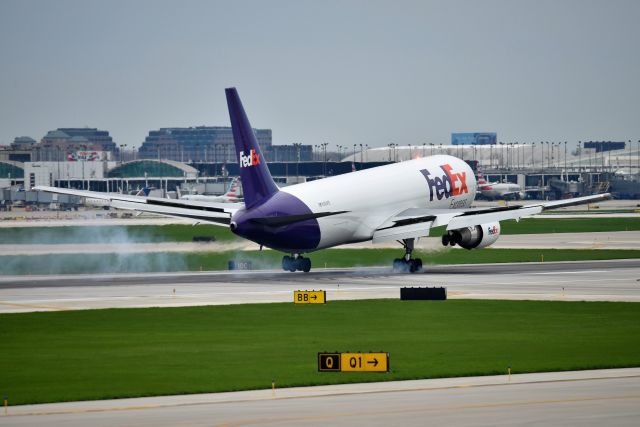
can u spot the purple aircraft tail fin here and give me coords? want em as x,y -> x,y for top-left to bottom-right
226,88 -> 279,208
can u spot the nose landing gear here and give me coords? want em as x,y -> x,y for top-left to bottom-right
392,238 -> 423,273
282,255 -> 311,273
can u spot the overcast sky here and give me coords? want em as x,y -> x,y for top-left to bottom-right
1,0 -> 639,150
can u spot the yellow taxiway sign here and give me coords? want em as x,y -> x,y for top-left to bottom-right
294,290 -> 326,304
318,352 -> 389,372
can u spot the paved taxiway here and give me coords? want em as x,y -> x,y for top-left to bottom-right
2,231 -> 639,255
1,259 -> 638,313
3,368 -> 639,426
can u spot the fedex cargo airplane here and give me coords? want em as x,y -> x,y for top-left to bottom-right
36,88 -> 610,273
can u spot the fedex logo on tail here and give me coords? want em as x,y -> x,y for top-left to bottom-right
420,164 -> 469,201
239,149 -> 261,168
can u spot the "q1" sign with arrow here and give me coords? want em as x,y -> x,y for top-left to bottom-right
318,352 -> 389,372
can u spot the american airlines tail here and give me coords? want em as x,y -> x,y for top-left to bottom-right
476,166 -> 489,187
225,88 -> 279,208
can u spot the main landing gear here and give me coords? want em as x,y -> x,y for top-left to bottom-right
282,255 -> 311,273
392,238 -> 423,273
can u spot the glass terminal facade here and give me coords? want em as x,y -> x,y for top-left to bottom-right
138,126 -> 272,163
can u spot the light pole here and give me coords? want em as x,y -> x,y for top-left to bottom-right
578,141 -> 582,175
546,141 -> 550,170
293,143 -> 301,180
506,143 -> 510,169
56,146 -> 61,188
531,142 -> 535,169
489,144 -> 493,169
321,142 -> 328,176
637,139 -> 640,182
564,141 -> 567,180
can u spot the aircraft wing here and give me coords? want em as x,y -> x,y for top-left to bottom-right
34,186 -> 241,226
498,190 -> 522,196
371,193 -> 610,243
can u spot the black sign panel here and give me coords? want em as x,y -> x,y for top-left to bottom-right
318,353 -> 341,372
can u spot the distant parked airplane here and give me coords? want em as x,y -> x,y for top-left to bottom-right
36,88 -> 610,273
476,170 -> 526,200
180,178 -> 242,203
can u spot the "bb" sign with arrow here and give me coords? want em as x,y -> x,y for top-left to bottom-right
294,290 -> 326,304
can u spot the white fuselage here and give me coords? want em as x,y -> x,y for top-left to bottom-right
479,182 -> 522,199
282,155 -> 476,249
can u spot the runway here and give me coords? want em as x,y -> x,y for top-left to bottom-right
3,368 -> 639,426
1,259 -> 638,313
2,231 -> 639,255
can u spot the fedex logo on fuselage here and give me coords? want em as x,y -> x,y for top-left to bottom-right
420,164 -> 469,201
239,149 -> 261,168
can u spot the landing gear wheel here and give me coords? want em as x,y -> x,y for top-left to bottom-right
301,257 -> 311,273
282,256 -> 291,271
282,255 -> 296,272
392,239 -> 422,273
408,258 -> 423,273
282,255 -> 312,273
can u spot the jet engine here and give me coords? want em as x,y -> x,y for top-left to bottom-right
441,221 -> 501,250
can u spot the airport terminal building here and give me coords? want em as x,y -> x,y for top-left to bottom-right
137,126 -> 273,163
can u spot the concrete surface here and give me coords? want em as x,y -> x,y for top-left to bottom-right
2,368 -> 639,426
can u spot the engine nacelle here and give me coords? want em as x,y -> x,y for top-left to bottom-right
441,221 -> 501,250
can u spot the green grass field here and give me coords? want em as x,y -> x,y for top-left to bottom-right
2,248 -> 639,275
1,300 -> 639,405
0,217 -> 639,245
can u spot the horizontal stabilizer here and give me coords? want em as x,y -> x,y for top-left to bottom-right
250,211 -> 348,227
